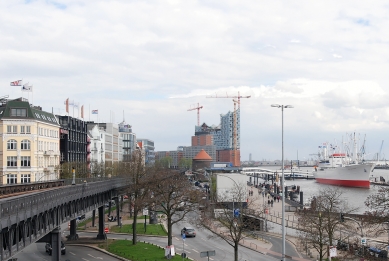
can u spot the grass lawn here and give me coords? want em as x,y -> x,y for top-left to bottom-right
110,223 -> 167,236
99,240 -> 189,261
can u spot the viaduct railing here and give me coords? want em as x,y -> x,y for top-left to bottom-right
0,177 -> 127,260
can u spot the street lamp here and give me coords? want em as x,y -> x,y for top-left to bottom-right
271,104 -> 293,261
219,174 -> 240,218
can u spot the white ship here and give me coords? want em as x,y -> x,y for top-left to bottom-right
313,133 -> 375,188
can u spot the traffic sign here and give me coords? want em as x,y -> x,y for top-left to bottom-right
104,227 -> 109,233
234,208 -> 240,217
182,233 -> 186,240
361,238 -> 367,245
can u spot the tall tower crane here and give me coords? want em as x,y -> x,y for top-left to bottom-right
206,92 -> 251,166
187,103 -> 203,126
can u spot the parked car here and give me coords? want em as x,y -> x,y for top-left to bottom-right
45,241 -> 66,255
181,227 -> 196,237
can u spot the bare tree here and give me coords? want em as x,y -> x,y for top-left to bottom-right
295,187 -> 356,261
151,167 -> 201,246
120,149 -> 153,245
197,179 -> 262,261
364,186 -> 389,241
59,161 -> 89,179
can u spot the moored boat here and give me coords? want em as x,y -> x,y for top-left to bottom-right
313,133 -> 375,188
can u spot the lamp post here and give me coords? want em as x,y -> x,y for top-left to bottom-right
271,104 -> 293,261
219,174 -> 240,218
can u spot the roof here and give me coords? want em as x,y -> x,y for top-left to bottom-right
193,149 -> 212,160
0,97 -> 59,125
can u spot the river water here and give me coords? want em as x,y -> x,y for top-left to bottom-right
248,166 -> 389,214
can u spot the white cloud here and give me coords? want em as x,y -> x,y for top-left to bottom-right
1,0 -> 389,161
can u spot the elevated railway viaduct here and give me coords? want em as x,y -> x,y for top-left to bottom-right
0,178 -> 127,261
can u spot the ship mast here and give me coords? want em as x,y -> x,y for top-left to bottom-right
352,132 -> 358,164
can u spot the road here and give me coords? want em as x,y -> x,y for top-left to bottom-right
11,211 -> 299,261
10,243 -> 120,261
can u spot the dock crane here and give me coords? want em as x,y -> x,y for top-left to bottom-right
206,91 -> 251,166
187,103 -> 203,126
378,140 -> 384,161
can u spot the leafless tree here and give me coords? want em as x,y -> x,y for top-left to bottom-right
364,186 -> 389,242
295,187 -> 356,261
59,161 -> 89,179
119,149 -> 153,245
150,167 -> 202,246
196,178 -> 262,261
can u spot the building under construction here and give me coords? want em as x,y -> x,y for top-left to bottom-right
155,105 -> 242,168
193,108 -> 241,166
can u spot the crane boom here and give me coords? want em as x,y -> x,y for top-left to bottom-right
187,103 -> 203,126
206,91 -> 250,166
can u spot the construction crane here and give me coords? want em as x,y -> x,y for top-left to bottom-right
187,103 -> 203,126
206,92 -> 251,166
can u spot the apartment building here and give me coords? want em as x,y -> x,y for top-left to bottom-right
0,97 -> 60,184
137,139 -> 155,165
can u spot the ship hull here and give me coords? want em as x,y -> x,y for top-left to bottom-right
313,163 -> 375,188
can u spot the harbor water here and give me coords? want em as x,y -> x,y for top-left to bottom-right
252,166 -> 389,237
249,166 -> 389,214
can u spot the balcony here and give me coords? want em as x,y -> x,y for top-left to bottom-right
43,151 -> 54,156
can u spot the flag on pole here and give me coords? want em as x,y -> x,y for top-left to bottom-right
65,98 -> 69,113
21,83 -> 33,92
92,110 -> 98,114
10,80 -> 22,86
81,105 -> 84,118
69,101 -> 78,108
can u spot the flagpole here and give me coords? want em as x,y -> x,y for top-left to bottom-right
89,104 -> 90,121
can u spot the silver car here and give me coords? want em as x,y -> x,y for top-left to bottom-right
181,227 -> 196,237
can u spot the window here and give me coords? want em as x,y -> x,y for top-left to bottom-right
20,126 -> 25,134
7,174 -> 17,184
21,139 -> 31,150
7,156 -> 17,167
7,139 -> 17,150
7,125 -> 17,133
10,108 -> 27,117
20,156 -> 31,167
26,126 -> 31,133
21,174 -> 30,183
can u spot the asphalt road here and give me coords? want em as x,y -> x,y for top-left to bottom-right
11,243 -> 121,261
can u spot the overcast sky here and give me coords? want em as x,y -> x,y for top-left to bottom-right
2,0 -> 389,162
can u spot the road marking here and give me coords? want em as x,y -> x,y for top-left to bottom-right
88,254 -> 103,259
184,243 -> 188,246
192,249 -> 199,253
210,258 -> 214,260
69,252 -> 76,255
82,258 -> 90,261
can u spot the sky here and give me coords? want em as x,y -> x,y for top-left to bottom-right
2,0 -> 389,162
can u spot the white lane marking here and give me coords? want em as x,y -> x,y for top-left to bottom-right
88,253 -> 103,259
69,252 -> 76,255
82,258 -> 90,261
192,249 -> 199,253
210,258 -> 214,260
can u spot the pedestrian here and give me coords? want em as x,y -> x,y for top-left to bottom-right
277,195 -> 280,202
274,196 -> 276,202
271,199 -> 273,207
268,199 -> 270,205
